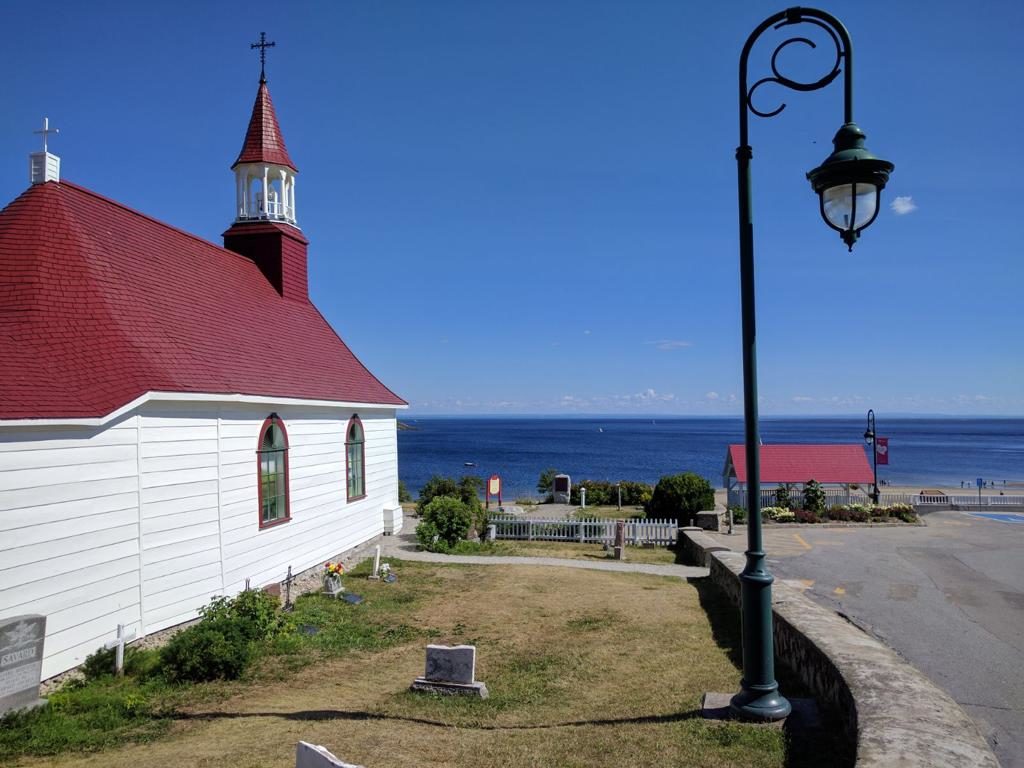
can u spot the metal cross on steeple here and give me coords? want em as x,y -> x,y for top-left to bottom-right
33,117 -> 59,153
251,32 -> 276,83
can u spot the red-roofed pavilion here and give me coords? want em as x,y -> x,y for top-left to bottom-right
723,444 -> 874,507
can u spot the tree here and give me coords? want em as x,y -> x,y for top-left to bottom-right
537,468 -> 558,497
648,473 -> 715,524
398,480 -> 413,503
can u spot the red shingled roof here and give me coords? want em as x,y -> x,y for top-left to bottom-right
726,444 -> 873,484
0,180 -> 404,419
232,81 -> 297,171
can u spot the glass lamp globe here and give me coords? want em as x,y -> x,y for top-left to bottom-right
807,123 -> 894,250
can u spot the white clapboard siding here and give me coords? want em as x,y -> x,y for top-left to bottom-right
0,418 -> 143,679
138,409 -> 222,636
0,401 -> 399,679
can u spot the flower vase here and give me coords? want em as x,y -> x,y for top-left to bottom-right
323,574 -> 344,597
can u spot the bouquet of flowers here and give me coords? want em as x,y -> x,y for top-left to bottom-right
323,561 -> 345,595
324,561 -> 345,577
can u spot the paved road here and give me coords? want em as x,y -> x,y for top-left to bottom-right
710,512 -> 1024,767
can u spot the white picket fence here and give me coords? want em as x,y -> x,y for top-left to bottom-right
490,516 -> 678,546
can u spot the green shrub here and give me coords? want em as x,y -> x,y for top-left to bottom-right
802,480 -> 827,515
774,485 -> 792,510
160,619 -> 253,683
398,480 -> 412,503
774,510 -> 796,523
648,473 -> 715,524
729,505 -> 747,524
416,495 -> 473,552
199,589 -> 288,642
81,645 -> 161,682
761,506 -> 789,521
884,502 -> 918,523
537,468 -> 558,497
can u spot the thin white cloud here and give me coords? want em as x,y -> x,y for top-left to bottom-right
583,330 -> 592,335
791,395 -> 814,403
705,391 -> 720,401
890,195 -> 917,215
645,339 -> 693,351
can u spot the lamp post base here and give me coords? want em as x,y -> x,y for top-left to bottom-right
730,685 -> 792,722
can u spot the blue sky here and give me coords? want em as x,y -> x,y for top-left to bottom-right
2,1 -> 1021,415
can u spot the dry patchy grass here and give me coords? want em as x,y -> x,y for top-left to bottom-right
467,539 -> 679,565
17,562 -> 789,768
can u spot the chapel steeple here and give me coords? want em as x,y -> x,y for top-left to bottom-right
224,35 -> 309,301
231,33 -> 298,227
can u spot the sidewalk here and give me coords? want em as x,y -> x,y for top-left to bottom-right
377,515 -> 708,579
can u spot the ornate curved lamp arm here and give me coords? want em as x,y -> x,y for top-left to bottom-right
739,7 -> 852,148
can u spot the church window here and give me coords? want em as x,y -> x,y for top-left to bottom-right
258,415 -> 290,527
346,416 -> 366,501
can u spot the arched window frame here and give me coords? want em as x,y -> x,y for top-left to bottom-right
345,415 -> 366,502
257,414 -> 291,529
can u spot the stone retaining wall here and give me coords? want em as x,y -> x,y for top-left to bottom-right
682,530 -> 999,768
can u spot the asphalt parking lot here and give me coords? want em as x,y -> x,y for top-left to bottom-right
711,511 -> 1024,767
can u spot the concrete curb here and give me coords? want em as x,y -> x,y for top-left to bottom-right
681,530 -> 999,768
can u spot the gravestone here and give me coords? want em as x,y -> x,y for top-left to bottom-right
411,644 -> 488,698
295,741 -> 364,768
614,519 -> 626,561
553,474 -> 571,504
0,615 -> 47,716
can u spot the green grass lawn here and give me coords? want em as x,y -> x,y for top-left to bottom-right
3,559 -> 840,767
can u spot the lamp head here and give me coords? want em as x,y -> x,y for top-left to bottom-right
807,122 -> 894,251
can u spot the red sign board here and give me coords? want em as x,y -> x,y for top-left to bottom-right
875,437 -> 889,465
486,475 -> 502,508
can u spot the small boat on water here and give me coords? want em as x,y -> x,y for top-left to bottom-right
598,428 -> 604,433
464,462 -> 476,467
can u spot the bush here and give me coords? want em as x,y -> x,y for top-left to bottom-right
199,589 -> 288,642
774,510 -> 796,523
647,473 -> 715,525
417,475 -> 485,536
884,503 -> 918,523
761,506 -> 789,521
398,480 -> 412,503
81,645 -> 161,682
802,479 -> 827,515
795,509 -> 820,524
416,495 -> 473,552
729,505 -> 747,524
537,468 -> 558,497
774,485 -> 792,510
826,505 -> 852,522
160,619 -> 253,683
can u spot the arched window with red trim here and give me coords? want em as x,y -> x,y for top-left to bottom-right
257,414 -> 290,527
346,415 -> 366,501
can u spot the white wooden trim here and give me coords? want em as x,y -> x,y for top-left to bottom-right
135,414 -> 148,637
1,391 -> 407,428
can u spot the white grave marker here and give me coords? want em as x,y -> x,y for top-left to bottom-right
104,623 -> 137,676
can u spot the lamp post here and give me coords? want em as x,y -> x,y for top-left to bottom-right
864,409 -> 880,505
732,8 -> 894,721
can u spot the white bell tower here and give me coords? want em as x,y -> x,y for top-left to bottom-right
231,33 -> 299,228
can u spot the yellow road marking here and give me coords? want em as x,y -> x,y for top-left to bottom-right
834,586 -> 846,596
793,533 -> 812,550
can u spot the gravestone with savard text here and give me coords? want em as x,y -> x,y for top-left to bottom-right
0,615 -> 47,716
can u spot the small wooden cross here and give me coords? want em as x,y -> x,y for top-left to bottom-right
283,565 -> 295,610
33,117 -> 59,154
251,32 -> 276,82
104,623 -> 137,677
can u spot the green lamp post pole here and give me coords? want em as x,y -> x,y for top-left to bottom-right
732,7 -> 894,721
864,409 -> 879,505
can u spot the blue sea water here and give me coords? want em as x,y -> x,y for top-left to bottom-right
397,417 -> 1024,499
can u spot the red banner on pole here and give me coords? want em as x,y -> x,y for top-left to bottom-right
875,437 -> 889,465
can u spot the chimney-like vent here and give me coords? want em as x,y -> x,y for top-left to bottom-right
29,118 -> 60,184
